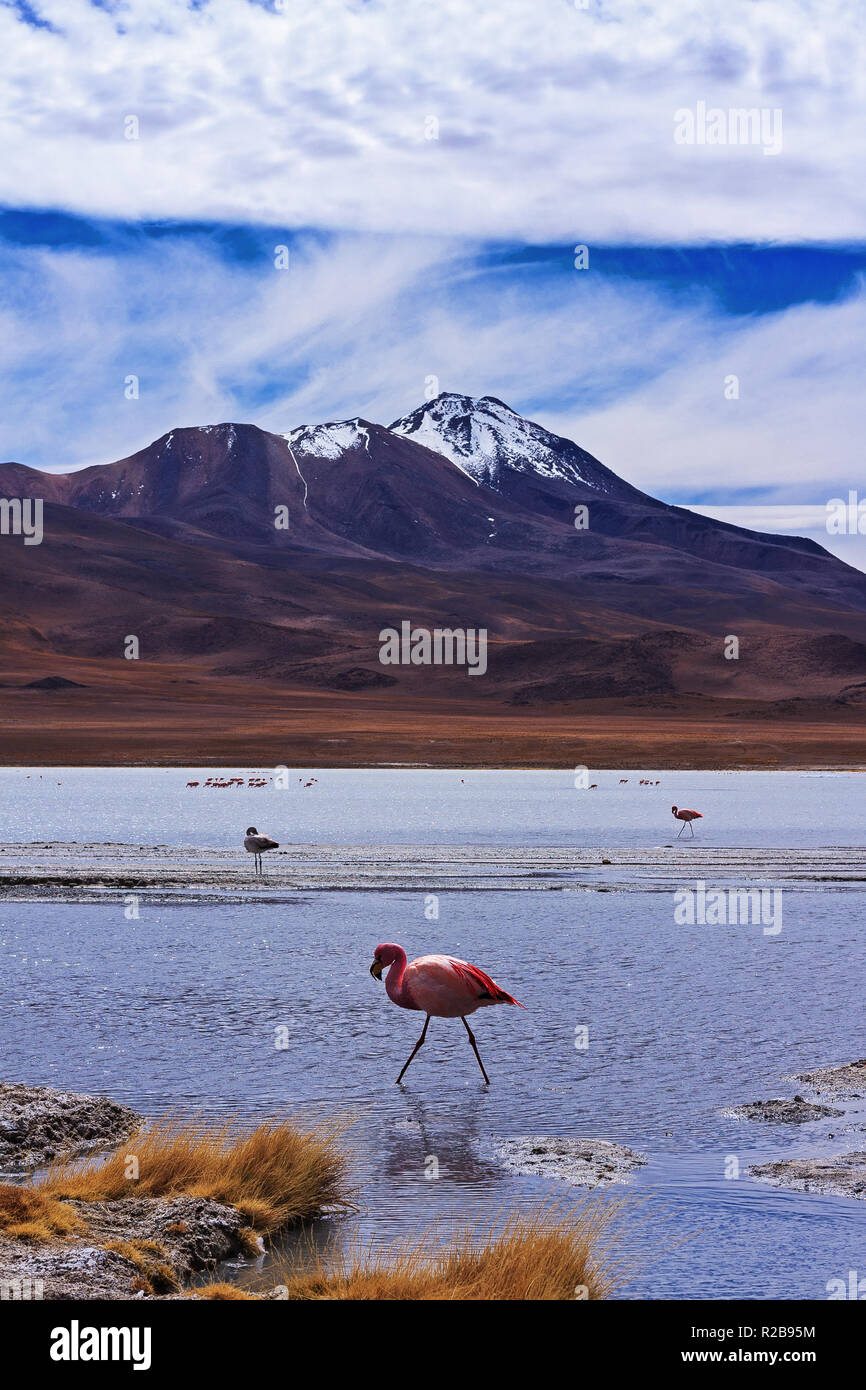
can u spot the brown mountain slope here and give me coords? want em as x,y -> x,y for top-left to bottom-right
1,401 -> 865,764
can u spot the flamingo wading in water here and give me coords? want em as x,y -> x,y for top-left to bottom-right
369,942 -> 523,1084
244,826 -> 279,872
672,806 -> 703,838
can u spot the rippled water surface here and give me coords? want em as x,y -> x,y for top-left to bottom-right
1,767 -> 864,1299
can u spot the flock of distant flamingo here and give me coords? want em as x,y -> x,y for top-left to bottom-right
186,776 -> 318,789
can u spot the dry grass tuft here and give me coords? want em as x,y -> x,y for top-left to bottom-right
39,1115 -> 352,1233
103,1239 -> 179,1294
0,1181 -> 85,1243
188,1282 -> 257,1300
263,1200 -> 631,1301
238,1226 -> 265,1256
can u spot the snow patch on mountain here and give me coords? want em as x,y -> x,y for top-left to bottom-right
196,424 -> 237,446
390,393 -> 614,493
285,419 -> 371,460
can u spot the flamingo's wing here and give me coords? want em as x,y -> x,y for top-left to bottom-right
404,954 -> 524,1014
447,957 -> 525,1007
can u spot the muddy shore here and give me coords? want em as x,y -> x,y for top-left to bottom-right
491,1136 -> 646,1187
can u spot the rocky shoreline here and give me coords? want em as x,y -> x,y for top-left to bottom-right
0,1083 -> 141,1174
0,1194 -> 255,1299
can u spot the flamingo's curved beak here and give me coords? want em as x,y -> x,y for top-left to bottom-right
369,959 -> 384,981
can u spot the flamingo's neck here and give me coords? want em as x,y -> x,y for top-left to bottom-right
385,949 -> 411,1007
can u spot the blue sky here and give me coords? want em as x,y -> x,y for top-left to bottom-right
1,0 -> 865,567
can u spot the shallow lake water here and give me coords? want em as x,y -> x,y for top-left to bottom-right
1,767 -> 864,1299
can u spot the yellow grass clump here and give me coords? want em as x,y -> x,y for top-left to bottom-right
102,1239 -> 179,1295
39,1115 -> 352,1234
0,1181 -> 85,1243
260,1200 -> 630,1301
188,1283 -> 257,1300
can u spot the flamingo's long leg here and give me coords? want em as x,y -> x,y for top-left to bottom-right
396,1014 -> 430,1084
676,821 -> 684,838
461,1016 -> 491,1085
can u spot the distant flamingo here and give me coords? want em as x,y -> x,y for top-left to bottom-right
672,805 -> 703,837
244,826 -> 279,872
369,942 -> 523,1084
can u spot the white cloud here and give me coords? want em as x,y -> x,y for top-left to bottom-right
546,287 -> 866,503
0,0 -> 864,242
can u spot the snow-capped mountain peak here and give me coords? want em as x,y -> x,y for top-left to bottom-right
389,392 -> 623,495
283,418 -> 372,460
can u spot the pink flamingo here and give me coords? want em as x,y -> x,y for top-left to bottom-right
369,942 -> 523,1084
672,805 -> 703,837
